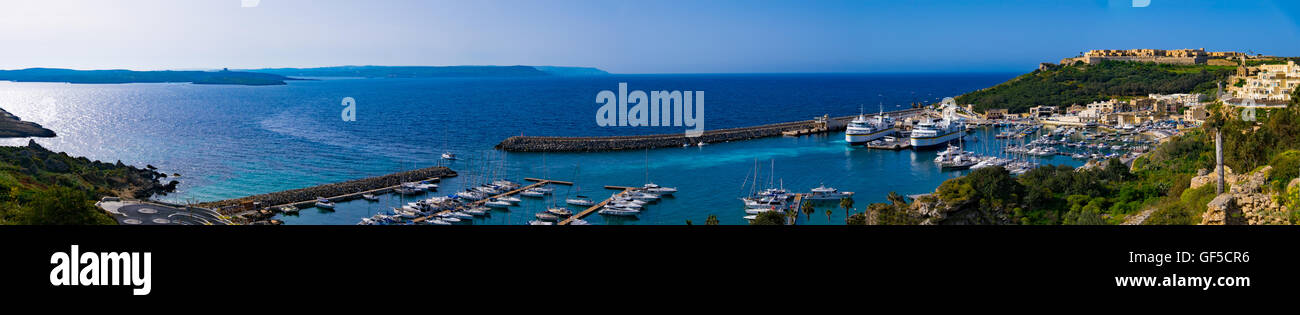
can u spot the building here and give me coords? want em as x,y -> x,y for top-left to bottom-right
1028,106 -> 1056,118
1236,60 -> 1300,101
1065,104 -> 1086,115
982,109 -> 1009,120
1060,48 -> 1215,65
1184,105 -> 1208,122
1086,100 -> 1116,114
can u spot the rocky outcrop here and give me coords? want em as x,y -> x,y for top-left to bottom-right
1200,166 -> 1291,225
0,107 -> 56,138
1190,165 -> 1235,190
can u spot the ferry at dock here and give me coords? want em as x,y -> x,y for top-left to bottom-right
909,115 -> 966,148
845,106 -> 896,145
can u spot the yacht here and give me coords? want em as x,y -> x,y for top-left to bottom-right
566,195 -> 596,206
598,206 -> 640,216
528,220 -> 554,225
909,116 -> 966,148
279,206 -> 299,214
456,190 -> 487,200
642,183 -> 678,195
484,199 -> 512,208
441,152 -> 457,160
845,105 -> 897,145
520,189 -> 546,197
806,185 -> 853,200
546,207 -> 574,217
361,194 -> 379,202
568,219 -> 591,225
394,185 -> 422,196
464,207 -> 490,216
498,196 -> 522,204
314,198 -> 335,209
535,212 -> 560,221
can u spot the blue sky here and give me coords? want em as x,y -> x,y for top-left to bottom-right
0,0 -> 1296,73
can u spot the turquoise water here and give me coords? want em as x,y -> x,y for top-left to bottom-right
0,73 -> 1075,225
277,126 -> 1084,225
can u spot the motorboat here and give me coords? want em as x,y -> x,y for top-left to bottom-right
464,207 -> 490,216
642,183 -> 678,195
279,206 -> 299,214
361,194 -> 379,202
568,219 -> 591,225
535,212 -> 560,221
565,196 -> 596,206
806,185 -> 853,200
529,220 -> 554,225
520,189 -> 546,197
598,207 -> 640,216
546,207 -> 574,217
314,198 -> 335,209
442,152 -> 457,160
485,199 -> 512,208
498,196 -> 522,204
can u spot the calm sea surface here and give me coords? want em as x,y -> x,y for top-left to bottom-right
0,73 -> 1090,225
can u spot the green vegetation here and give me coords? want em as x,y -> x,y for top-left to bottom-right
955,61 -> 1234,113
0,141 -> 173,225
750,210 -> 785,225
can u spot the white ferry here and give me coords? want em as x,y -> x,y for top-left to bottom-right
909,116 -> 965,148
845,106 -> 896,145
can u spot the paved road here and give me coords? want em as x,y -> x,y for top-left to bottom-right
99,200 -> 230,225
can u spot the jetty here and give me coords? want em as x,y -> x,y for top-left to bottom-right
495,108 -> 924,152
197,166 -> 457,216
557,185 -> 638,225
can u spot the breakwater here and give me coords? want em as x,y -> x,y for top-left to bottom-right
496,108 -> 924,152
196,166 -> 457,213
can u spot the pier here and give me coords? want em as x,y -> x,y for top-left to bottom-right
197,166 -> 457,216
495,108 -> 924,152
557,185 -> 638,225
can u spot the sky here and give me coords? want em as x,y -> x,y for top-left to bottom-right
0,0 -> 1297,73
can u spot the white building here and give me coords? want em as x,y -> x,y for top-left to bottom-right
1237,60 -> 1300,101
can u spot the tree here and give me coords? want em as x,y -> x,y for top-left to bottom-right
13,187 -> 115,225
750,211 -> 785,225
801,201 -> 814,219
705,214 -> 720,225
838,197 -> 855,224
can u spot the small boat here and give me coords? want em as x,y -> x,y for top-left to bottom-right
565,196 -> 595,206
361,194 -> 379,201
449,212 -> 474,220
485,199 -> 512,208
441,152 -> 457,160
428,219 -> 453,226
568,219 -> 591,225
743,215 -> 757,221
642,183 -> 677,195
519,189 -> 546,197
464,207 -> 490,216
535,212 -> 560,221
529,220 -> 554,226
598,206 -> 640,216
498,196 -> 522,204
279,205 -> 299,214
314,198 -> 335,209
546,207 -> 574,217
532,186 -> 555,194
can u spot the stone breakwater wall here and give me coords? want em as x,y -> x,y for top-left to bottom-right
496,109 -> 922,152
197,166 -> 457,213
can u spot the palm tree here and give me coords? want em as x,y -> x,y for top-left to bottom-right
839,197 -> 855,224
705,214 -> 720,225
800,201 -> 814,219
824,209 -> 832,221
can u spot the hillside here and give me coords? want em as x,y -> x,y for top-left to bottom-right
955,61 -> 1234,113
0,68 -> 293,86
246,65 -> 608,78
0,140 -> 176,225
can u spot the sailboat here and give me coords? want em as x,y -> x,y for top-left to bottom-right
640,149 -> 677,195
566,163 -> 595,206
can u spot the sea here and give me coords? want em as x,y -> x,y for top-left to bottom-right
0,73 -> 1091,225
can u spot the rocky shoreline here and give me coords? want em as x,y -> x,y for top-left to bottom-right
0,108 -> 56,138
196,166 -> 457,214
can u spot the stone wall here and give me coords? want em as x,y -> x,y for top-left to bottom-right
1200,166 -> 1292,225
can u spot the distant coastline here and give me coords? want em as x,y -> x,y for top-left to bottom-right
0,68 -> 295,86
243,65 -> 609,78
